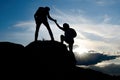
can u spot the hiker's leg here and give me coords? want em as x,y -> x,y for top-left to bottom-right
35,23 -> 41,41
69,43 -> 73,52
60,35 -> 65,44
68,40 -> 74,52
44,22 -> 54,41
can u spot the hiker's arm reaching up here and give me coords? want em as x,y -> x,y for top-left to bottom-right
54,21 -> 64,31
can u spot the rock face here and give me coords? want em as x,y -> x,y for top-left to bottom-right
0,42 -> 24,55
25,40 -> 76,67
0,40 -> 118,80
0,41 -> 76,80
25,40 -> 77,80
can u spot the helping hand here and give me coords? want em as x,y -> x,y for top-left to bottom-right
54,19 -> 57,23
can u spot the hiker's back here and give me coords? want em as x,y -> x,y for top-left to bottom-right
65,28 -> 77,40
69,28 -> 77,38
37,7 -> 48,17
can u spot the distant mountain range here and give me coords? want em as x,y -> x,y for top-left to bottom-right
0,40 -> 119,80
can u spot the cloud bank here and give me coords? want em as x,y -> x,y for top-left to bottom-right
75,51 -> 118,65
89,63 -> 120,76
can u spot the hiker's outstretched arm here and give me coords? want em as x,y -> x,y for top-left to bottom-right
47,12 -> 56,21
55,21 -> 64,30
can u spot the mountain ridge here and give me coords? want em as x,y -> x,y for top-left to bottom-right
0,40 -> 119,80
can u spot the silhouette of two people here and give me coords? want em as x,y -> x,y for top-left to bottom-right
34,6 -> 56,41
34,6 -> 77,52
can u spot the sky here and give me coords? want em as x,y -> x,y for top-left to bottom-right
0,0 -> 120,76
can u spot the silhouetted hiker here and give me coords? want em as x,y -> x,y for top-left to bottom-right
55,21 -> 77,52
34,6 -> 56,41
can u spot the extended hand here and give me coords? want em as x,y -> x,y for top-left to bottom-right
54,19 -> 57,23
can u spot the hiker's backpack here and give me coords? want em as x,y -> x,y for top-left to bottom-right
69,28 -> 77,38
36,7 -> 45,15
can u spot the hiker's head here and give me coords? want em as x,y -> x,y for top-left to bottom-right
45,6 -> 50,11
63,23 -> 69,30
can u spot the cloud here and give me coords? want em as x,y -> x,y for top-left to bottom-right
75,51 -> 118,65
89,63 -> 120,76
95,0 -> 116,6
81,32 -> 105,41
13,20 -> 35,32
74,23 -> 120,54
103,14 -> 111,23
53,7 -> 91,24
77,55 -> 120,76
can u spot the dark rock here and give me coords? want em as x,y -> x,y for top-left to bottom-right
0,40 -> 118,80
